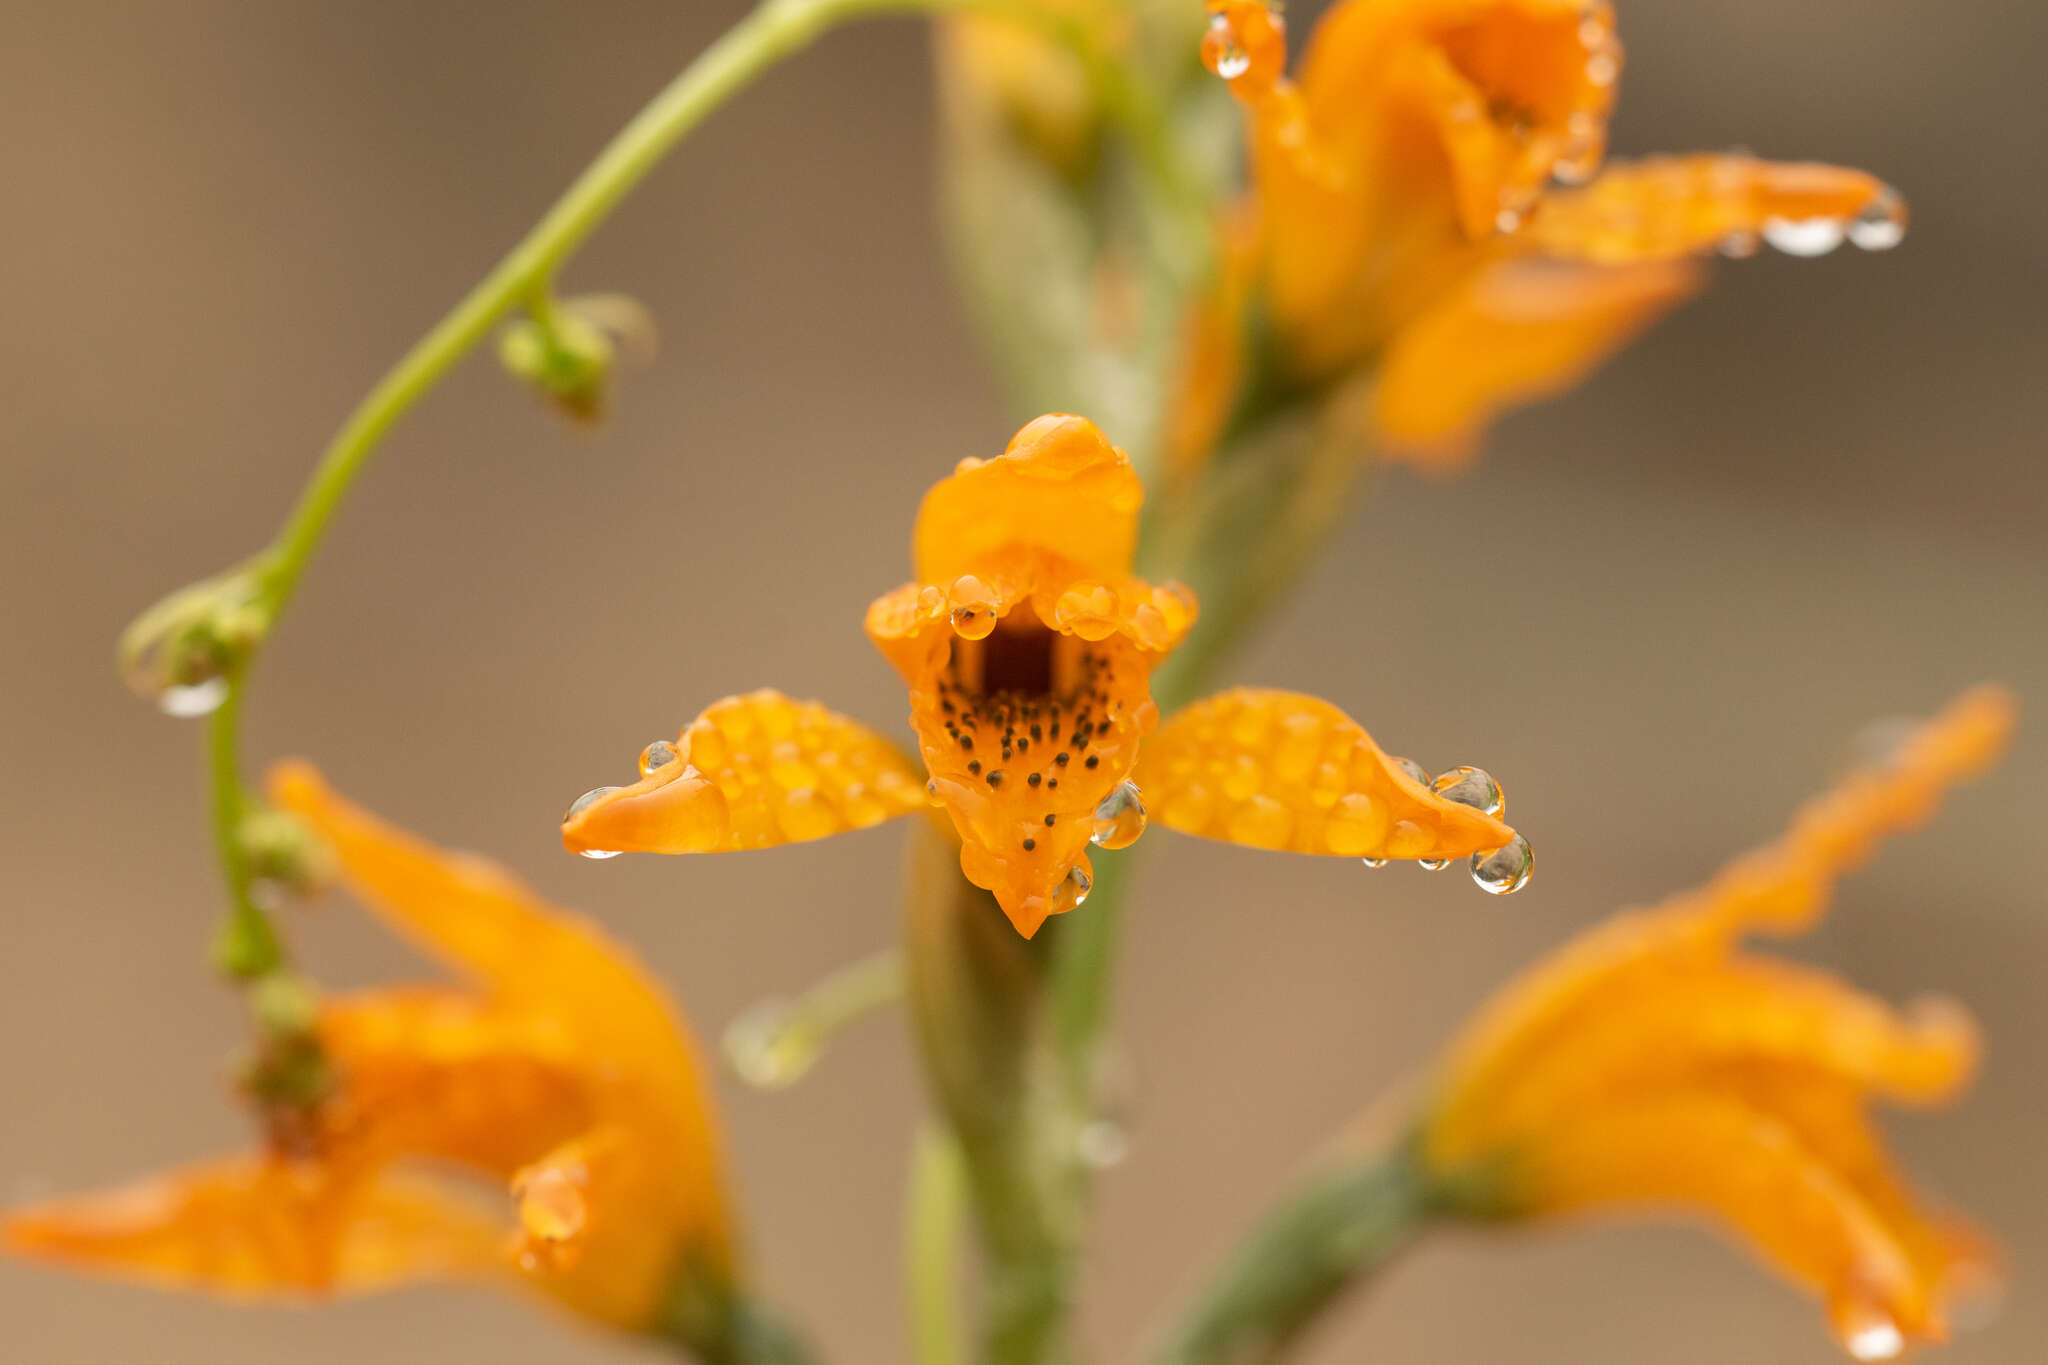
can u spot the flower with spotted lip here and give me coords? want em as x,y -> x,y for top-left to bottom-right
1176,0 -> 1910,468
1423,686 -> 2013,1359
4,763 -> 733,1332
560,413 -> 1523,938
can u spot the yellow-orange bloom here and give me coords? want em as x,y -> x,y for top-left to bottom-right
1422,686 -> 2014,1359
1187,0 -> 1906,466
4,763 -> 731,1331
562,413 -> 1524,937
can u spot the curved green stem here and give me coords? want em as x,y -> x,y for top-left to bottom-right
1144,1139 -> 1432,1365
190,0 -> 1086,986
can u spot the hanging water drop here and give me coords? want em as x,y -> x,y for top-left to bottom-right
1470,834 -> 1534,895
1762,216 -> 1845,257
159,676 -> 229,718
1836,1299 -> 1906,1362
1391,756 -> 1430,787
1075,1119 -> 1130,1170
639,739 -> 680,775
1417,857 -> 1450,871
1090,781 -> 1147,849
1202,12 -> 1251,79
1430,765 -> 1505,817
1847,187 -> 1907,251
1054,863 -> 1093,914
1360,857 -> 1387,869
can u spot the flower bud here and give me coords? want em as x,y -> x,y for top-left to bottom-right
238,807 -> 336,901
496,293 -> 656,422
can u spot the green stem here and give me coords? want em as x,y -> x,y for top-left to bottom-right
1144,1139 -> 1432,1365
205,682 -> 280,980
188,0 -> 1071,990
907,1125 -> 973,1365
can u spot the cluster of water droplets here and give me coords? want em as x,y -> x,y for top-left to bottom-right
563,737 -> 690,860
1723,186 -> 1907,260
1362,761 -> 1533,895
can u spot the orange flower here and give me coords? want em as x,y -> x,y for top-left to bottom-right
4,763 -> 731,1331
561,413 -> 1525,937
1421,686 -> 2014,1359
1187,0 -> 1906,466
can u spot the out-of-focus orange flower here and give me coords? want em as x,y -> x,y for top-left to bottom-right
1422,686 -> 2014,1359
1184,0 -> 1907,467
4,763 -> 731,1331
562,413 -> 1524,937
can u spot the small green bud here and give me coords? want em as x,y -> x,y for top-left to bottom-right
118,558 -> 276,717
249,971 -> 322,1040
497,293 -> 656,422
238,807 -> 336,900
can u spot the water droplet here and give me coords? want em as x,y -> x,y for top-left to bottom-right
1947,1260 -> 2006,1332
724,998 -> 818,1090
1430,765 -> 1505,817
1054,863 -> 1093,914
1090,781 -> 1147,849
951,604 -> 996,641
578,848 -> 622,860
159,676 -> 229,718
1847,187 -> 1906,251
1076,1119 -> 1129,1169
1847,715 -> 1920,772
1360,857 -> 1388,869
1202,12 -> 1251,79
639,739 -> 679,775
1470,834 -> 1534,895
1417,857 -> 1450,871
564,785 -> 618,821
1718,230 -> 1761,259
1762,216 -> 1845,257
1585,49 -> 1619,87
1836,1300 -> 1906,1362
1391,756 -> 1430,787
1494,207 -> 1524,234
1578,16 -> 1608,48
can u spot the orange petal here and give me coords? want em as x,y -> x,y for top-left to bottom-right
559,689 -> 928,858
1233,0 -> 1622,371
1,1157 -> 503,1296
1372,257 -> 1700,468
1134,688 -> 1518,859
1436,959 -> 1980,1167
315,988 -> 596,1178
1528,154 -> 1905,265
1523,1091 -> 1958,1353
1427,687 -> 2014,1141
912,414 -> 1143,586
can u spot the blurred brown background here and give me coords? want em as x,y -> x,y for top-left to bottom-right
3,1 -> 2043,1361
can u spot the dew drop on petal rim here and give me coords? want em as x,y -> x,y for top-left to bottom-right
1718,231 -> 1761,259
639,739 -> 680,775
1762,216 -> 1846,257
1053,863 -> 1093,914
1202,12 -> 1251,79
1360,857 -> 1388,869
1430,765 -> 1505,817
1470,834 -> 1534,895
565,785 -> 618,821
1392,756 -> 1430,787
1835,1298 -> 1906,1362
1417,857 -> 1451,871
159,676 -> 229,718
1090,781 -> 1147,849
1847,187 -> 1907,251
